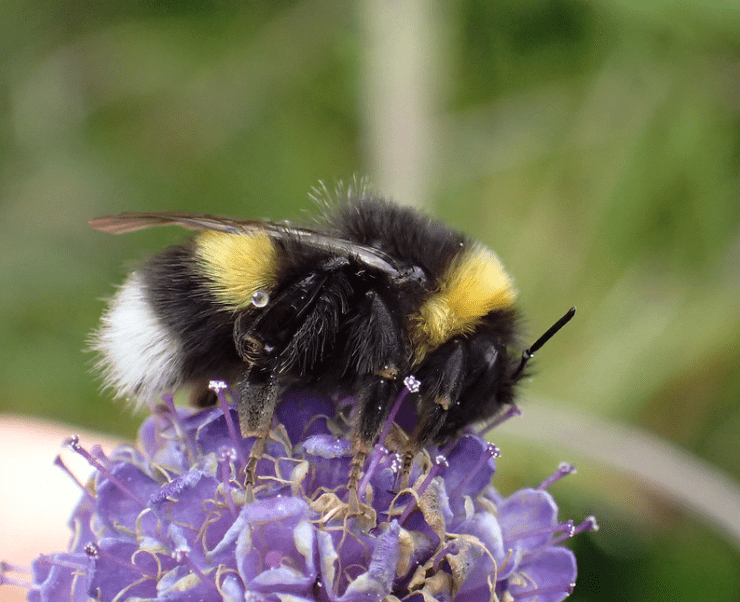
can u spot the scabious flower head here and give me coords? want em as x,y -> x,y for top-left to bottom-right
17,379 -> 595,602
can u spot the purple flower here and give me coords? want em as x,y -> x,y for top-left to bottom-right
17,379 -> 595,602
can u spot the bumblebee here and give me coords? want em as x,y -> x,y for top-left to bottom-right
91,186 -> 573,509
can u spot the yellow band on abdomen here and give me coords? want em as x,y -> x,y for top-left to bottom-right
411,244 -> 516,360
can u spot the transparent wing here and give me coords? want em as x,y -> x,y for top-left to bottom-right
89,211 -> 404,277
88,211 -> 276,235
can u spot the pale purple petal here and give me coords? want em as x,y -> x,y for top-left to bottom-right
27,553 -> 93,602
508,547 -> 577,602
499,488 -> 559,553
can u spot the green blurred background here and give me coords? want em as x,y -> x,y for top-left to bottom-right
2,0 -> 740,599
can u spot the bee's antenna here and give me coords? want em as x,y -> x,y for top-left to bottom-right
513,307 -> 576,379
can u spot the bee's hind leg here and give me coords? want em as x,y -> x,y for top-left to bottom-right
397,404 -> 445,491
236,368 -> 279,492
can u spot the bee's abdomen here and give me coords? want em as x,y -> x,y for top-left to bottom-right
92,270 -> 185,405
142,244 -> 243,383
93,242 -> 250,407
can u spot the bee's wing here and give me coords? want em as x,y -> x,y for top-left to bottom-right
88,211 -> 267,235
89,211 -> 404,277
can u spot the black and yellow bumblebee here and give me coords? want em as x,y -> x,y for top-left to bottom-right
91,186 -> 573,507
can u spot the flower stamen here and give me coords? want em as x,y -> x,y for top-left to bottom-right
85,543 -> 151,578
378,375 -> 420,448
210,380 -> 247,469
538,462 -> 577,490
357,444 -> 389,503
455,442 -> 500,494
478,404 -> 522,437
551,515 -> 599,546
66,436 -> 146,506
0,561 -> 31,589
506,520 -> 575,545
159,393 -> 198,462
218,447 -> 239,518
53,455 -> 95,502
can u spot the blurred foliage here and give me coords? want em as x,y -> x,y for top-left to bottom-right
1,0 -> 739,599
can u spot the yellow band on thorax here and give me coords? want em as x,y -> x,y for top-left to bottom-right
195,231 -> 278,308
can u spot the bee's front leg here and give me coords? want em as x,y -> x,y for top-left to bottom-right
348,369 -> 401,515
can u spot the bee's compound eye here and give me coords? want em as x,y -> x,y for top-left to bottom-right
251,290 -> 270,308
